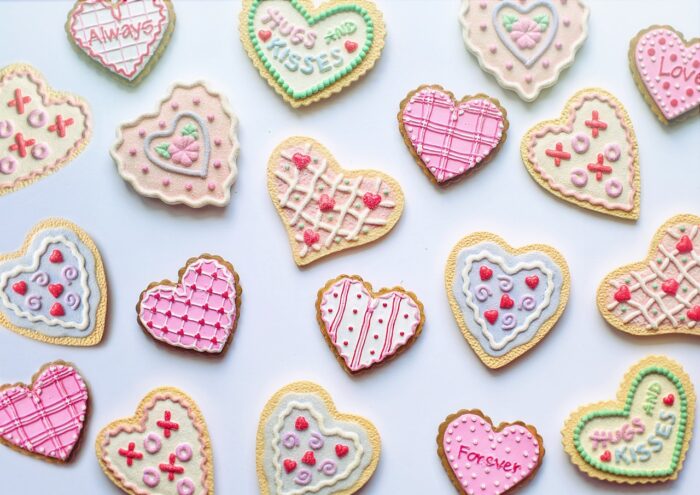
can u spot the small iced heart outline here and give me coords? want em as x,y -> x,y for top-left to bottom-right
143,112 -> 210,178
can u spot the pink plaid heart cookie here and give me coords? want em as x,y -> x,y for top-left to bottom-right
398,85 -> 508,186
268,137 -> 404,267
66,0 -> 176,85
629,25 -> 700,124
316,275 -> 425,374
137,255 -> 241,354
598,214 -> 700,337
0,362 -> 88,463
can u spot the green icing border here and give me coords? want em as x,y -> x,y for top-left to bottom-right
247,0 -> 374,100
573,366 -> 688,477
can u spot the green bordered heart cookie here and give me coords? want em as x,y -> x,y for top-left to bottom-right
562,355 -> 695,484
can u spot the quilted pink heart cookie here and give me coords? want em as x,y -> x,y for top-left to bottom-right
112,81 -> 239,208
460,0 -> 589,101
0,362 -> 88,463
268,137 -> 404,267
598,214 -> 700,337
66,0 -> 176,85
398,85 -> 508,186
0,64 -> 91,197
316,275 -> 424,374
438,409 -> 544,494
521,88 -> 640,220
96,387 -> 214,495
137,255 -> 241,354
629,25 -> 700,124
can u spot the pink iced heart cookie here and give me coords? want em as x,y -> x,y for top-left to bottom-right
629,26 -> 700,124
0,362 -> 88,463
112,82 -> 239,208
598,214 -> 700,337
438,410 -> 544,495
0,64 -> 91,197
460,0 -> 589,101
268,137 -> 404,267
96,387 -> 214,495
316,275 -> 424,374
137,255 -> 241,354
521,88 -> 640,220
66,0 -> 176,84
398,85 -> 508,185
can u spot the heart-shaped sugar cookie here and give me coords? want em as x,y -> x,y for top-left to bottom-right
257,381 -> 380,495
137,254 -> 241,354
438,409 -> 544,494
239,0 -> 386,107
521,88 -> 640,220
629,25 -> 700,125
562,356 -> 695,484
268,137 -> 404,267
316,275 -> 424,374
0,362 -> 88,463
0,64 -> 91,196
0,218 -> 107,346
597,214 -> 700,337
96,387 -> 214,495
66,0 -> 176,84
445,232 -> 570,369
398,85 -> 508,186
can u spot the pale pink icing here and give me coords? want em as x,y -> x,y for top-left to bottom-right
319,277 -> 422,372
634,28 -> 700,120
0,364 -> 87,461
401,88 -> 505,183
442,413 -> 541,495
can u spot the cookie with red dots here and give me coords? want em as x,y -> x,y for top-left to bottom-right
597,214 -> 700,337
562,355 -> 695,484
0,218 -> 107,346
256,381 -> 380,495
95,387 -> 214,495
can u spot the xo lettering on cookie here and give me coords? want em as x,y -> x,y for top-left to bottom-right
256,381 -> 380,494
111,81 -> 239,208
0,218 -> 107,346
240,0 -> 386,107
66,0 -> 176,85
438,409 -> 544,494
562,356 -> 695,484
0,63 -> 91,197
445,232 -> 570,369
598,214 -> 700,337
96,387 -> 214,495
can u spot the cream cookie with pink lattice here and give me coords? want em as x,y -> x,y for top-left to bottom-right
268,137 -> 404,266
598,214 -> 700,337
112,81 -> 239,208
136,254 -> 241,354
66,0 -> 176,85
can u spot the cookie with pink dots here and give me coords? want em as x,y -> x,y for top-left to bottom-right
0,361 -> 89,463
111,81 -> 239,208
521,88 -> 640,220
460,0 -> 589,101
598,214 -> 700,337
267,136 -> 404,267
95,387 -> 214,495
136,254 -> 241,354
629,25 -> 700,125
438,409 -> 545,494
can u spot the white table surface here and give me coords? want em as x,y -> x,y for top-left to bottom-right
1,0 -> 699,493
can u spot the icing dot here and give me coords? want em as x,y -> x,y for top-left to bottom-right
159,120 -> 166,129
659,37 -> 666,45
129,148 -> 137,156
138,128 -> 146,137
648,48 -> 656,56
525,74 -> 533,83
481,23 -> 488,32
542,59 -> 550,69
671,99 -> 678,107
505,62 -> 513,71
662,81 -> 670,90
143,467 -> 160,488
213,159 -> 222,169
185,183 -> 193,191
687,88 -> 694,97
479,1 -> 487,8
162,178 -> 170,186
670,54 -> 677,62
27,109 -> 47,128
141,165 -> 149,174
563,18 -> 570,27
214,138 -> 222,146
694,60 -> 700,69
207,115 -> 215,122
171,102 -> 179,110
207,182 -> 216,191
555,42 -> 562,50
193,97 -> 201,105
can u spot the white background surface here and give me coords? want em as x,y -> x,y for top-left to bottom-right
0,0 -> 699,493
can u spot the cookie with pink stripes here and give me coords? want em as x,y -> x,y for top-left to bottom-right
316,275 -> 425,374
0,361 -> 88,463
598,214 -> 700,337
398,85 -> 508,186
136,254 -> 241,354
66,0 -> 176,85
